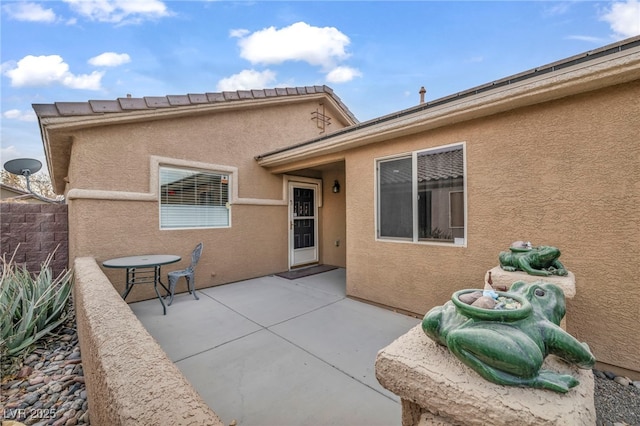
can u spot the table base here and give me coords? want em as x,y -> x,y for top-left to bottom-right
122,265 -> 170,315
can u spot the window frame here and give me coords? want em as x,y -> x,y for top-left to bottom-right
375,142 -> 467,246
158,165 -> 231,230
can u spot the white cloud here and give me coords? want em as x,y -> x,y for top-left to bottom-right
3,109 -> 38,122
0,145 -> 20,158
325,66 -> 362,84
3,55 -> 104,90
230,28 -> 250,38
89,52 -> 131,67
216,69 -> 277,91
63,0 -> 171,24
2,2 -> 56,23
600,0 -> 640,39
236,22 -> 351,70
566,35 -> 607,43
543,2 -> 572,17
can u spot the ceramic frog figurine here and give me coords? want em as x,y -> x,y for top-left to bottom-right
499,245 -> 568,276
422,281 -> 595,393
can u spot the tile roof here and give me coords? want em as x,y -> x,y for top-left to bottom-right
418,149 -> 464,182
379,148 -> 464,184
33,85 -> 358,123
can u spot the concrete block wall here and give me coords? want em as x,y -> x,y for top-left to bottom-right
73,257 -> 223,425
0,202 -> 68,276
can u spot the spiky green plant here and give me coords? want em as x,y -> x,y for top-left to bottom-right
0,248 -> 73,358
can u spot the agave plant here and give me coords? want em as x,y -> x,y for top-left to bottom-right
0,248 -> 73,358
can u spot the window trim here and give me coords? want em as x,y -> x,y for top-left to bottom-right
374,142 -> 467,247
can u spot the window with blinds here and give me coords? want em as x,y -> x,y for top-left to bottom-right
159,166 -> 230,229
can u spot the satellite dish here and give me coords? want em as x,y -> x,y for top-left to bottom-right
4,158 -> 42,192
4,158 -> 42,176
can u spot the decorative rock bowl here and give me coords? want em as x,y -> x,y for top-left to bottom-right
451,289 -> 532,322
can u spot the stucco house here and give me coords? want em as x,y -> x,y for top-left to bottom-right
35,36 -> 640,378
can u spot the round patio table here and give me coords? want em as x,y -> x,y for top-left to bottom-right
103,254 -> 181,315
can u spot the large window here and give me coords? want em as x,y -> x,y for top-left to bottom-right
159,166 -> 230,229
377,144 -> 465,244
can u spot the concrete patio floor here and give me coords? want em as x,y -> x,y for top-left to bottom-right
130,268 -> 420,426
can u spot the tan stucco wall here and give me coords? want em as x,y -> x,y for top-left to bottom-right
61,100 -> 348,301
319,163 -> 347,268
295,81 -> 639,375
73,256 -> 222,425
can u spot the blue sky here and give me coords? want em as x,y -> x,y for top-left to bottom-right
2,0 -> 639,176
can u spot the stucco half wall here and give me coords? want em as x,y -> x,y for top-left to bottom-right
73,257 -> 222,425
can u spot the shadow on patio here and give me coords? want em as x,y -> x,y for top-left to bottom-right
130,268 -> 420,426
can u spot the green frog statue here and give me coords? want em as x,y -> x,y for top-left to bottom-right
422,281 -> 595,393
499,243 -> 568,276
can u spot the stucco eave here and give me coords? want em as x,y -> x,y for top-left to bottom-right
41,92 -> 356,195
256,48 -> 640,169
41,125 -> 72,195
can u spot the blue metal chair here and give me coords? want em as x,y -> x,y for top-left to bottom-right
167,243 -> 203,306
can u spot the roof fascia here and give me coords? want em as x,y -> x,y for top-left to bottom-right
40,92 -> 354,132
257,45 -> 640,169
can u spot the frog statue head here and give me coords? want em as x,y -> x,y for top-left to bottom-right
422,281 -> 595,393
510,280 -> 565,326
535,245 -> 561,263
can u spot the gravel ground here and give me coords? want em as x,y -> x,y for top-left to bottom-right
594,372 -> 640,426
2,310 -> 639,425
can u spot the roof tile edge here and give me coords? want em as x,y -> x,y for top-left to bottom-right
31,85 -> 358,124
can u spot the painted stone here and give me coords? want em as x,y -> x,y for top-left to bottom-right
422,281 -> 595,393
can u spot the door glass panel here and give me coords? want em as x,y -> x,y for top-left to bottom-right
294,219 -> 315,249
293,188 -> 315,249
293,188 -> 314,217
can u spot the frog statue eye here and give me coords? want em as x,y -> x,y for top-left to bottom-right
534,288 -> 546,297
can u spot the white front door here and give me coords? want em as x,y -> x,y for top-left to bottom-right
289,182 -> 319,268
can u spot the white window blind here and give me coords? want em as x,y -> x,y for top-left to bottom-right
159,167 -> 230,229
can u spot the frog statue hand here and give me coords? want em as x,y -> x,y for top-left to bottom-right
422,281 -> 595,393
499,245 -> 568,276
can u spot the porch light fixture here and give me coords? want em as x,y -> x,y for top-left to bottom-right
332,180 -> 340,193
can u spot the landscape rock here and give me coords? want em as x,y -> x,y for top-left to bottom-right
458,291 -> 482,305
614,376 -> 631,386
1,312 -> 89,425
471,295 -> 496,309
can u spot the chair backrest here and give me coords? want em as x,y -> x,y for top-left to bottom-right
189,243 -> 203,271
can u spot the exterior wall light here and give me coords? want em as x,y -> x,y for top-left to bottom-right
332,180 -> 340,193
